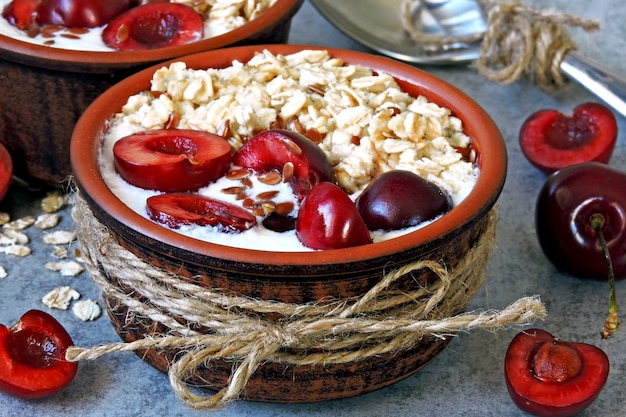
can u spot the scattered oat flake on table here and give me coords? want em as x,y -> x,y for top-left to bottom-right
2,229 -> 29,245
0,266 -> 7,278
43,230 -> 76,245
42,286 -> 80,310
52,245 -> 69,258
0,212 -> 9,226
45,260 -> 84,276
0,245 -> 31,257
73,299 -> 101,321
0,233 -> 18,245
3,216 -> 35,230
41,191 -> 67,213
35,213 -> 61,229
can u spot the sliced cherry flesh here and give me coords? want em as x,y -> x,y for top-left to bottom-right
0,310 -> 78,399
102,3 -> 204,50
0,142 -> 12,203
2,0 -> 133,29
535,162 -> 626,281
296,182 -> 372,250
113,129 -> 231,192
146,193 -> 256,232
519,102 -> 617,174
356,170 -> 451,231
505,328 -> 609,417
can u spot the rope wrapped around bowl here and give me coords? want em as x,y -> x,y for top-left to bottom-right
67,192 -> 546,410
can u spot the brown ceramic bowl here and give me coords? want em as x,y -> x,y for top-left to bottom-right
0,0 -> 303,186
70,44 -> 507,403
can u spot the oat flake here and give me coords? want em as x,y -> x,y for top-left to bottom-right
3,216 -> 35,230
42,286 -> 80,310
35,213 -> 61,229
72,299 -> 102,321
41,191 -> 67,213
0,245 -> 31,257
43,230 -> 76,245
45,260 -> 84,276
2,229 -> 29,245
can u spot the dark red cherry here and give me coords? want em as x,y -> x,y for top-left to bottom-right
356,170 -> 451,230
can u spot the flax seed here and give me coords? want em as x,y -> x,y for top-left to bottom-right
217,119 -> 232,139
259,171 -> 282,185
226,168 -> 250,180
282,139 -> 302,156
282,162 -> 294,183
256,190 -> 280,200
275,201 -> 295,216
222,186 -> 247,195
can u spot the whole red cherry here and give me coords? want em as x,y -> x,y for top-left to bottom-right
536,162 -> 626,281
102,3 -> 204,50
0,310 -> 78,399
2,0 -> 133,29
113,129 -> 232,192
356,170 -> 451,230
536,162 -> 626,337
505,328 -> 609,417
296,182 -> 372,250
519,102 -> 617,174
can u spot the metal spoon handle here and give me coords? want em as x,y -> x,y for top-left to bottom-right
560,50 -> 626,118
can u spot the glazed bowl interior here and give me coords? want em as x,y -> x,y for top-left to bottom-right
0,0 -> 304,72
70,44 -> 507,274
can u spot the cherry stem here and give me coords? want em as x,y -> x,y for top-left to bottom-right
589,213 -> 620,339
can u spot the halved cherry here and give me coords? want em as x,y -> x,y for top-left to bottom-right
102,3 -> 204,50
296,182 -> 372,250
233,129 -> 335,199
0,310 -> 78,399
505,328 -> 609,417
146,193 -> 257,232
113,129 -> 232,192
519,102 -> 617,174
2,0 -> 133,29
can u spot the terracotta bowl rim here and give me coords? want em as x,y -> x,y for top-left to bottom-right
70,44 -> 507,267
0,0 -> 303,70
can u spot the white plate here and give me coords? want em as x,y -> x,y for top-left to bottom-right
309,0 -> 481,64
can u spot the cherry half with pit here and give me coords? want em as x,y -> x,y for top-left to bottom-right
0,310 -> 78,399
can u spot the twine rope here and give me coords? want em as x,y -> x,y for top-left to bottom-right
67,193 -> 546,410
401,0 -> 600,91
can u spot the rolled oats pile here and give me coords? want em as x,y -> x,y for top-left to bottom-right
175,0 -> 278,37
108,49 -> 476,199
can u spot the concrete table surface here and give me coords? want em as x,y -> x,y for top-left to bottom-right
1,0 -> 626,416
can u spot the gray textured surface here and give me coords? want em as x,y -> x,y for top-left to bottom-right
1,0 -> 626,416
